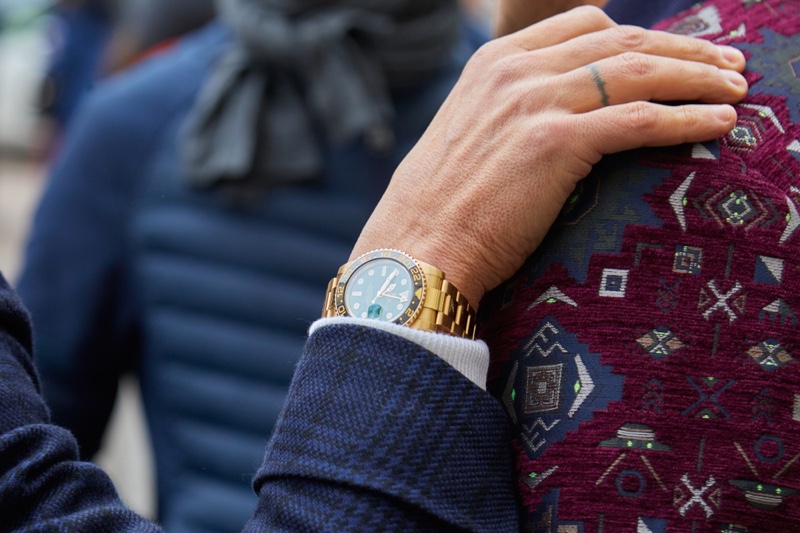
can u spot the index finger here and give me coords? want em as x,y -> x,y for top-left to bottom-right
539,24 -> 746,73
501,5 -> 617,52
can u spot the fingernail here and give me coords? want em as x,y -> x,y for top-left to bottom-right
719,45 -> 745,67
723,69 -> 748,89
715,104 -> 736,123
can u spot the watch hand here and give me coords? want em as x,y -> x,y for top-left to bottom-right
381,291 -> 409,302
373,269 -> 399,303
373,276 -> 392,303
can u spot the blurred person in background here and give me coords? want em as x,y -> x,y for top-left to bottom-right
41,0 -> 487,134
19,1 -> 482,531
39,0 -> 111,129
101,0 -> 215,73
40,0 -> 215,137
458,0 -> 493,44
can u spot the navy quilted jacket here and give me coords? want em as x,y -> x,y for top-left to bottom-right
17,21 -> 480,532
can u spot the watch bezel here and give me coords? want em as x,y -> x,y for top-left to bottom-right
334,249 -> 426,326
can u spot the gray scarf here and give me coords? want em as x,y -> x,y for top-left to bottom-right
182,0 -> 460,187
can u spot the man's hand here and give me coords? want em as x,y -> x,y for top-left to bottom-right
495,0 -> 610,37
351,7 -> 746,309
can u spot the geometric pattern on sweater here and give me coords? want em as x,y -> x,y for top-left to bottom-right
482,1 -> 800,531
499,315 -> 624,461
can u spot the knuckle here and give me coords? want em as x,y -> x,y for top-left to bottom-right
627,102 -> 659,131
468,41 -> 500,69
710,64 -> 729,82
691,36 -> 717,58
612,25 -> 648,50
540,117 -> 597,188
486,54 -> 526,88
686,62 -> 727,93
697,63 -> 730,93
616,51 -> 653,78
572,4 -> 611,24
543,117 -> 584,158
679,105 -> 700,130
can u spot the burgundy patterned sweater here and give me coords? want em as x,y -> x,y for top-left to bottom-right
481,1 -> 800,531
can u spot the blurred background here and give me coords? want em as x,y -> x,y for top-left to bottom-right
0,1 -> 49,285
0,0 -> 494,523
0,2 -> 156,517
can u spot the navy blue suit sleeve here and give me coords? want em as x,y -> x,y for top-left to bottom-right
0,282 -> 517,529
0,275 -> 160,531
247,324 -> 520,532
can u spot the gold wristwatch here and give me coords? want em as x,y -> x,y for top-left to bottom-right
322,249 -> 476,339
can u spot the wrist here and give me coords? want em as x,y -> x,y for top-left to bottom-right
328,248 -> 477,338
350,239 -> 484,311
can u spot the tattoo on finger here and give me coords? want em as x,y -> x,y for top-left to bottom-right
587,64 -> 610,107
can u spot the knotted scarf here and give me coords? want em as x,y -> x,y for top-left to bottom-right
182,0 -> 460,187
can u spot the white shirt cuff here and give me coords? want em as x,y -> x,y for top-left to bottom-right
308,317 -> 490,390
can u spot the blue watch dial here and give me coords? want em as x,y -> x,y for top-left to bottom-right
336,250 -> 425,325
345,258 -> 414,321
